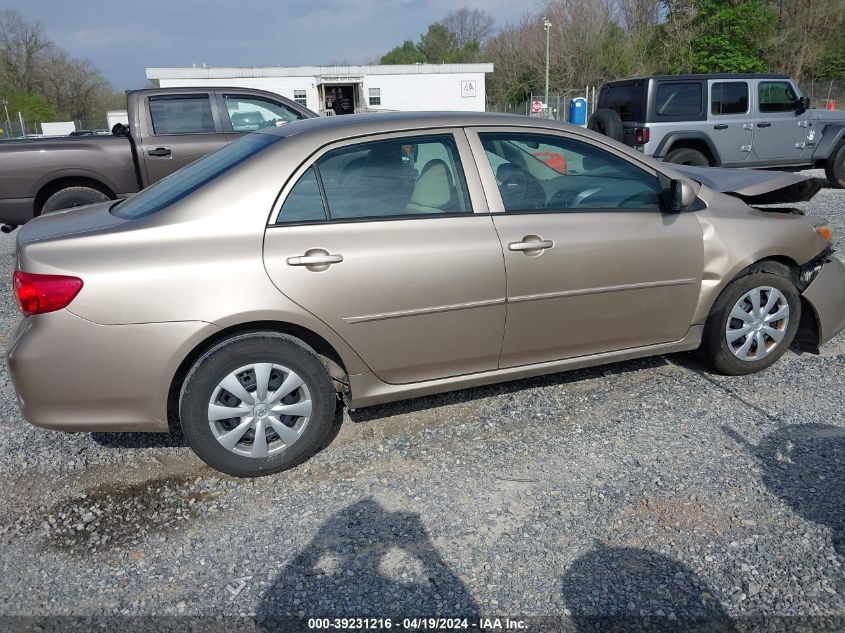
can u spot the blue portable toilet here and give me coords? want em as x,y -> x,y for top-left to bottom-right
569,98 -> 587,126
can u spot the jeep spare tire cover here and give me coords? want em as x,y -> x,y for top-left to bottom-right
587,108 -> 624,142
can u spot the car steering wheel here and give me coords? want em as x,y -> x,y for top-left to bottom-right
498,169 -> 529,210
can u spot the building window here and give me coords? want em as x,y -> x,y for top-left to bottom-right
293,90 -> 307,107
368,88 -> 381,106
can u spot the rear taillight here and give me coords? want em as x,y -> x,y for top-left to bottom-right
634,127 -> 650,144
13,271 -> 83,316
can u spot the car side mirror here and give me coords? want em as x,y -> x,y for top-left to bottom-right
669,179 -> 696,212
796,96 -> 810,112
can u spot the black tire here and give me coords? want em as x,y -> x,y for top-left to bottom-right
824,141 -> 845,189
180,333 -> 339,477
697,272 -> 800,376
665,147 -> 711,167
41,186 -> 110,214
587,108 -> 624,142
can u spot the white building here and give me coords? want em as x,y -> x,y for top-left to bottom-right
146,64 -> 493,115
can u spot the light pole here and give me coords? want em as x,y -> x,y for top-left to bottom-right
543,17 -> 552,117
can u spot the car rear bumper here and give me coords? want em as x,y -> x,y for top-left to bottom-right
0,197 -> 35,225
802,256 -> 845,346
6,309 -> 215,432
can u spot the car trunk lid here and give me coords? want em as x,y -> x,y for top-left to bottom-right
16,201 -> 127,247
670,165 -> 822,205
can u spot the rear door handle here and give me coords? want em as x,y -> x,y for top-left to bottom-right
756,122 -> 771,128
508,239 -> 554,252
147,147 -> 172,157
287,254 -> 343,266
713,124 -> 729,130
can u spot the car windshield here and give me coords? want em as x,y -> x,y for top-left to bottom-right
112,132 -> 280,219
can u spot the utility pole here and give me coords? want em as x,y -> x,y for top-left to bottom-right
543,17 -> 552,117
18,111 -> 26,136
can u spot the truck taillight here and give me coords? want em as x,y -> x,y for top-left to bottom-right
634,127 -> 650,144
13,271 -> 83,316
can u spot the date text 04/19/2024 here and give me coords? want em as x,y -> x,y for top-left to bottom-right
307,617 -> 528,630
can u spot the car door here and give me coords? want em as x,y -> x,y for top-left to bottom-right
753,80 -> 807,161
708,80 -> 753,163
262,130 -> 506,385
217,92 -> 310,142
140,93 -> 228,184
466,128 -> 704,368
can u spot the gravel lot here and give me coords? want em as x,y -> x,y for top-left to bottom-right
0,173 -> 843,631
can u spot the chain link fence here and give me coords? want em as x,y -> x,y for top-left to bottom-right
490,80 -> 845,119
488,89 -> 597,123
800,79 -> 845,109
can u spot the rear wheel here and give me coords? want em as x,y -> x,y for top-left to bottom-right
824,141 -> 845,189
180,333 -> 339,477
698,272 -> 800,375
665,147 -> 711,167
41,186 -> 110,214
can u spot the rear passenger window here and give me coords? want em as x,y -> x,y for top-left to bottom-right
149,95 -> 216,135
655,82 -> 703,118
316,135 -> 471,220
597,84 -> 645,122
711,82 -> 749,115
276,168 -> 327,224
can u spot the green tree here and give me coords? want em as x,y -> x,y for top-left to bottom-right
419,23 -> 457,63
380,40 -> 425,64
0,88 -> 57,128
685,0 -> 774,73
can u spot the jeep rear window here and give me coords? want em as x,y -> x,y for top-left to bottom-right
655,82 -> 703,117
597,84 -> 644,122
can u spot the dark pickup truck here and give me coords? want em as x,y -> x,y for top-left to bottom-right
0,87 -> 315,229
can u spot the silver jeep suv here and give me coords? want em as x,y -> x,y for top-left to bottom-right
588,73 -> 845,188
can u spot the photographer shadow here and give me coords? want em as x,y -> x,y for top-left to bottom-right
561,544 -> 735,632
256,498 -> 478,627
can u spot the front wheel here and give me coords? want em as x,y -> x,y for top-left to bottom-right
180,333 -> 340,477
697,272 -> 800,375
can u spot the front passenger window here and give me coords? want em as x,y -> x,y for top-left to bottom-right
480,133 -> 660,212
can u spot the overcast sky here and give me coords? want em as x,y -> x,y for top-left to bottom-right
15,0 -> 530,90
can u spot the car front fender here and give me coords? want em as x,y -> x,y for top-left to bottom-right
801,256 -> 845,347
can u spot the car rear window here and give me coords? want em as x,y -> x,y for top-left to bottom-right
112,132 -> 280,220
597,84 -> 644,122
655,82 -> 703,117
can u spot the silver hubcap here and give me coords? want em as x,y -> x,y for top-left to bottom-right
208,363 -> 312,458
725,286 -> 790,361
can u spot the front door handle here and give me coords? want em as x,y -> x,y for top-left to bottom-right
287,253 -> 343,266
508,236 -> 554,255
713,123 -> 729,130
147,147 -> 172,157
756,122 -> 772,128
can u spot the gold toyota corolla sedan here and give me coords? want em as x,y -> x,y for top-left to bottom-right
7,113 -> 845,477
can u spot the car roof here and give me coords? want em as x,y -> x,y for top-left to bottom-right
604,73 -> 791,85
259,111 -> 576,140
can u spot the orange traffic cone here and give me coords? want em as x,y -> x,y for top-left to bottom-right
828,100 -> 836,110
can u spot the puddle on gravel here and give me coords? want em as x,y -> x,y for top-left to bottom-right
8,475 -> 230,555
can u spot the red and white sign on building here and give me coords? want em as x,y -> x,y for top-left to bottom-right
461,80 -> 477,98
